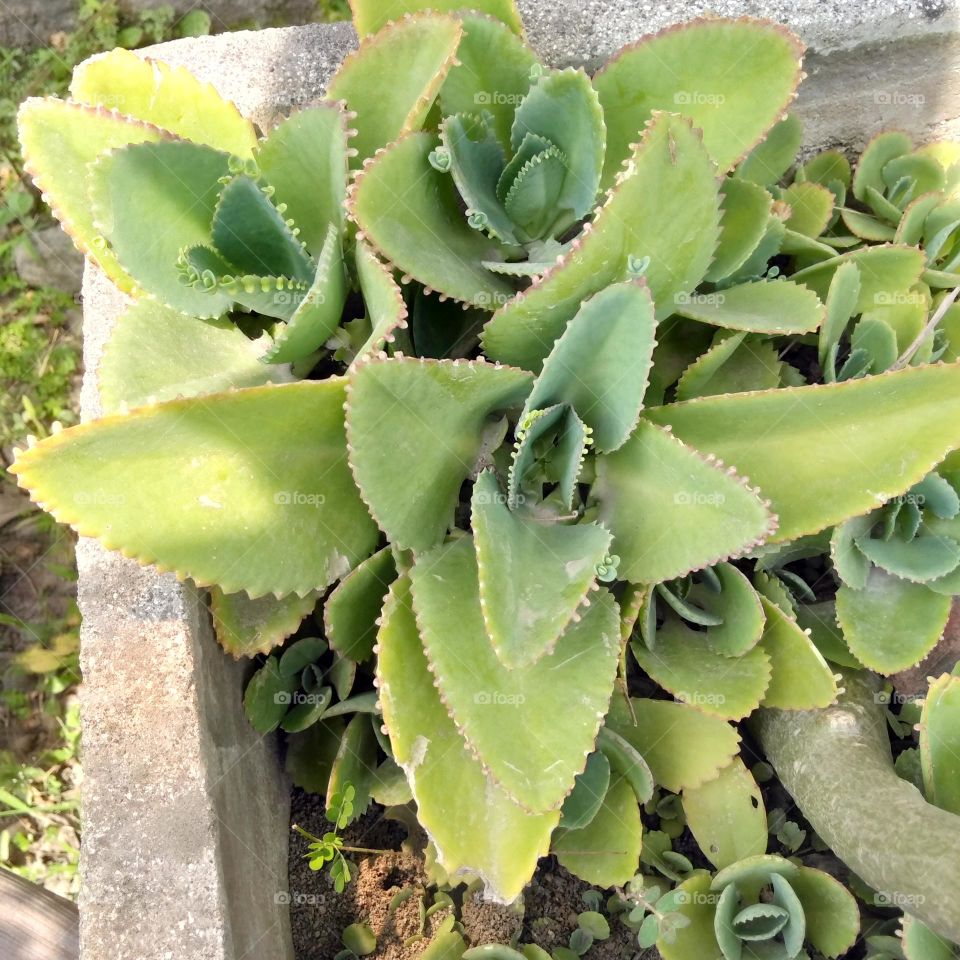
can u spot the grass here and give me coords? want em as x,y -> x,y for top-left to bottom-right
0,0 -> 349,897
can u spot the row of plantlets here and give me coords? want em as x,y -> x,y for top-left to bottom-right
11,0 -> 960,956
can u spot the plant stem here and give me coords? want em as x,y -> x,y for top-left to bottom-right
891,285 -> 960,370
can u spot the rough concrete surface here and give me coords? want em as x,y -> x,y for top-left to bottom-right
71,5 -> 960,960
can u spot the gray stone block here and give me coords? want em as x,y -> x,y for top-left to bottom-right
73,7 -> 960,960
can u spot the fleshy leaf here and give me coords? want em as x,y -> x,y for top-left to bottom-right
503,145 -> 566,239
350,131 -> 515,308
328,13 -> 462,162
920,673 -> 960,814
674,279 -> 824,334
594,18 -> 804,185
70,48 -> 257,156
676,333 -> 784,402
439,14 -> 538,148
736,113 -> 803,187
482,113 -> 721,372
98,300 -> 292,414
836,568 -> 951,674
606,695 -> 741,793
349,0 -> 523,36
594,421 -> 776,584
793,601 -> 861,668
377,574 -> 557,903
706,178 -> 773,283
351,239 -> 409,363
854,534 -> 960,584
631,618 -> 772,721
902,915 -> 956,960
646,364 -> 960,542
558,751 -> 611,831
757,597 -> 839,709
89,139 -> 233,316
782,181 -> 834,237
11,380 -> 378,598
789,867 -> 860,959
324,548 -> 397,662
519,280 -> 655,453
326,713 -> 378,824
17,99 -> 167,290
510,68 -> 604,232
409,537 -> 620,813
256,102 -> 349,256
657,872 -> 725,960
553,775 -> 642,887
693,562 -> 767,657
285,718 -> 345,794
345,356 -> 531,553
261,225 -> 347,364
472,471 -> 610,668
210,587 -> 319,657
682,757 -> 767,869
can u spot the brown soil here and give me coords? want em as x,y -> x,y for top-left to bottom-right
289,789 -> 657,960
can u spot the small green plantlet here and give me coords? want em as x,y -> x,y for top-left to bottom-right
10,0 -> 960,949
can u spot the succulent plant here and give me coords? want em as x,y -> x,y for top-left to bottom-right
11,0 -> 960,952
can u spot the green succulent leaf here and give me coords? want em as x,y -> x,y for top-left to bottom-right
852,131 -> 913,201
98,300 -> 292,415
348,239 -> 409,365
596,727 -> 655,805
553,776 -> 642,887
349,0 -> 524,36
503,144 -> 567,239
210,587 -> 319,658
243,655 -> 300,733
854,534 -> 960,584
594,18 -> 804,186
255,102 -> 349,256
736,113 -> 803,188
326,713 -> 378,824
261,225 -> 348,364
676,333 -> 784,402
792,601 -> 861,668
520,280 -> 655,453
758,597 -> 839,710
212,174 -> 314,283
606,695 -> 741,793
646,363 -> 960,543
70,48 -> 257,155
674,279 -> 824,335
409,536 -> 620,813
377,574 -> 557,903
901,915 -> 957,960
920,673 -> 960,815
88,139 -> 233,316
788,867 -> 860,959
472,470 -> 611,669
707,178 -> 774,283
439,14 -> 538,148
11,380 -> 378,598
285,718 -> 345,794
791,245 -> 926,315
682,758 -> 767,870
631,618 -> 772,721
482,113 -> 721,371
594,420 -> 777,584
441,112 -> 516,243
17,98 -> 167,291
693,562 -> 767,657
350,131 -> 515,307
328,13 -> 463,162
510,68 -> 605,233
782,181 -> 834,237
324,548 -> 397,662
558,750 -> 611,830
345,357 -> 532,553
836,568 -> 951,674
657,872 -> 725,960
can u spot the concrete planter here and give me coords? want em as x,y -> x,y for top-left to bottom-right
75,5 -> 960,959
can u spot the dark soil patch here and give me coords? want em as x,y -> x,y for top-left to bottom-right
289,789 -> 658,959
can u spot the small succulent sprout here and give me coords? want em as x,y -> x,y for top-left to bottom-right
429,146 -> 452,171
595,554 -> 620,582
